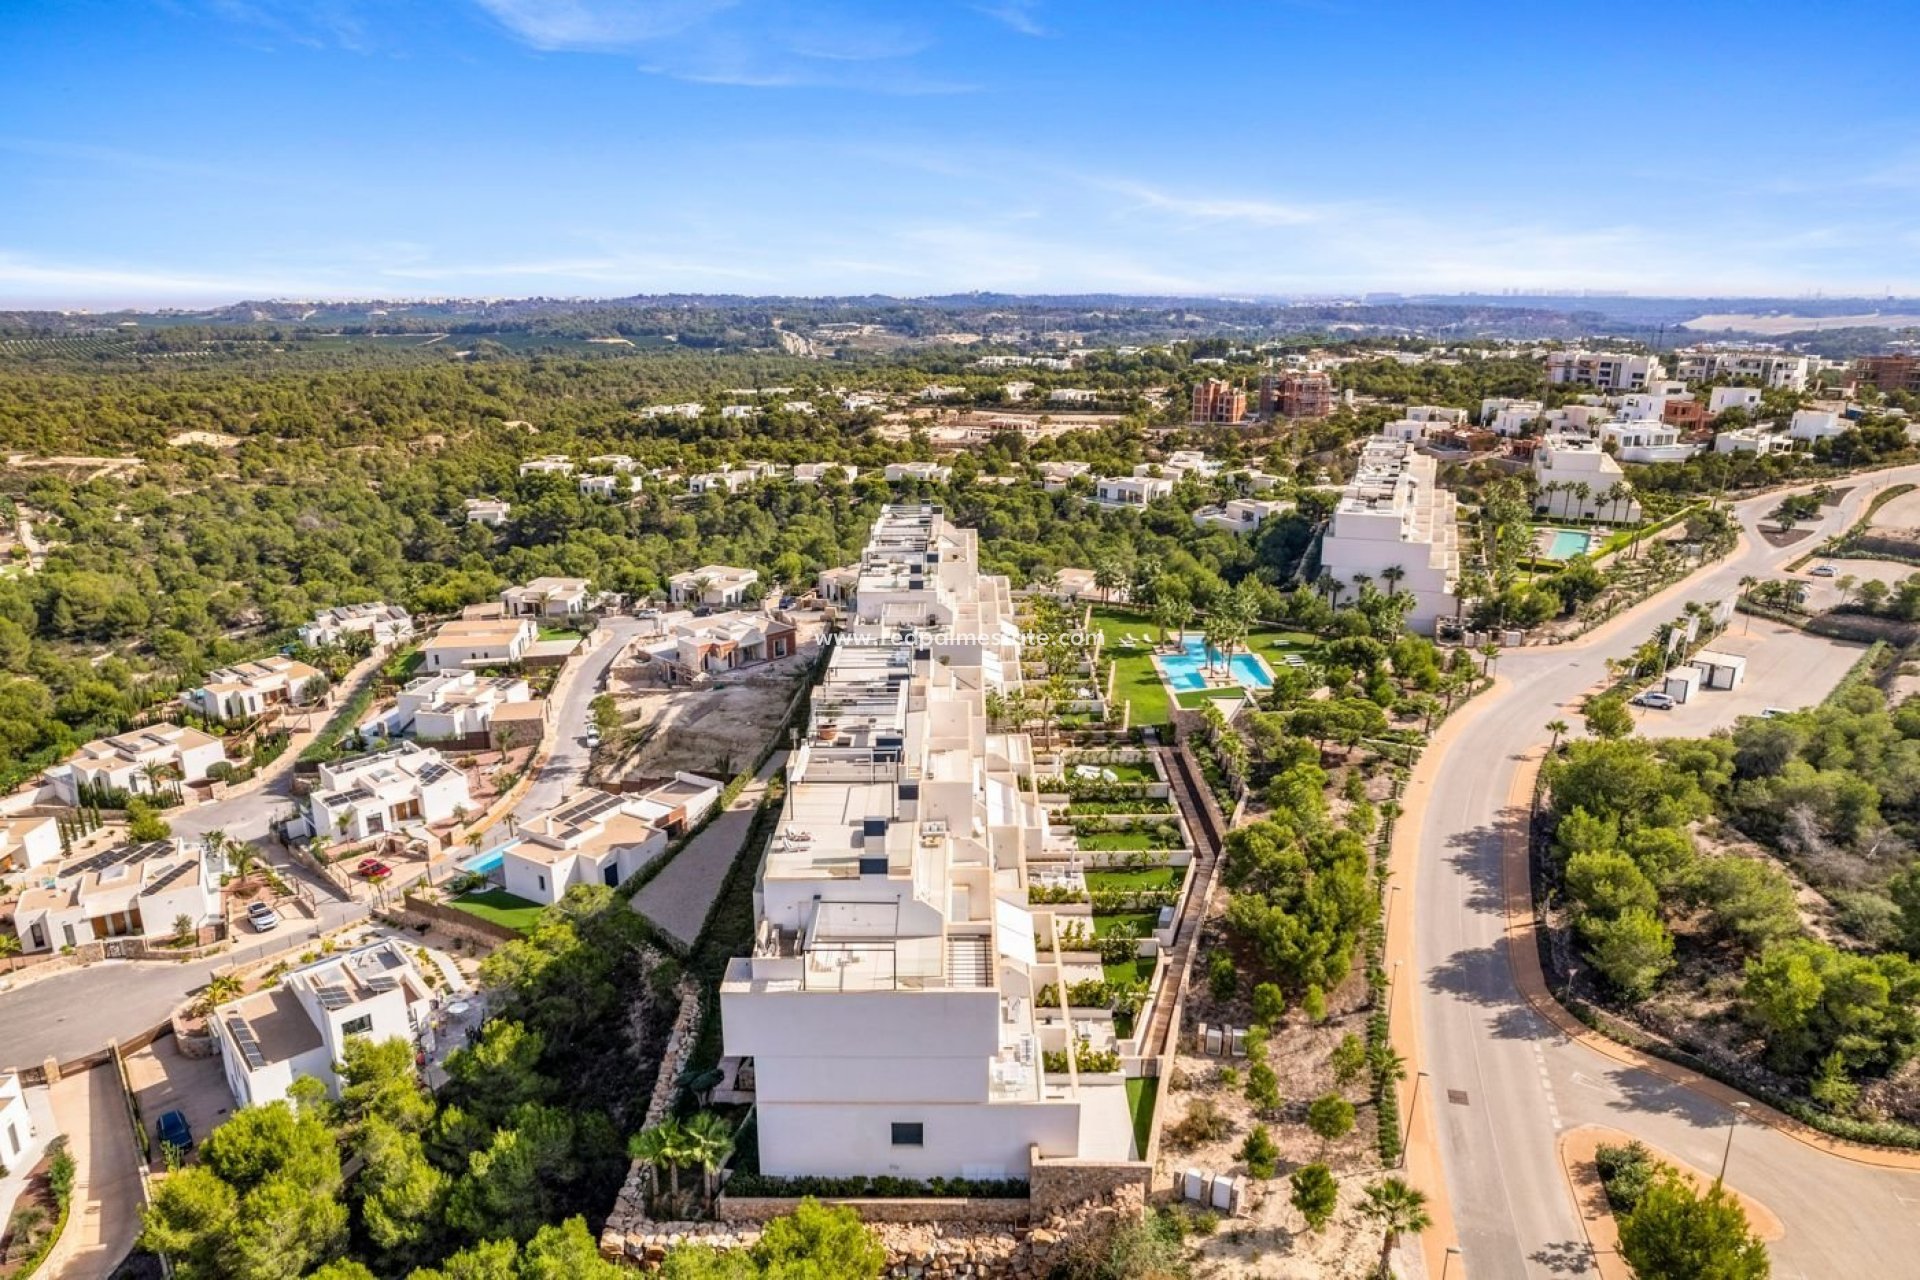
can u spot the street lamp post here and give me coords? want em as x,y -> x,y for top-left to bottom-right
1382,883 -> 1401,937
1387,959 -> 1403,1020
1441,1246 -> 1462,1280
1565,965 -> 1579,1007
1401,1069 -> 1428,1166
1717,1101 -> 1753,1183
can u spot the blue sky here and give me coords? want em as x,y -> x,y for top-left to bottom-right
3,0 -> 1918,306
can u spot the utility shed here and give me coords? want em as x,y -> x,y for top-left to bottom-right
1690,649 -> 1747,691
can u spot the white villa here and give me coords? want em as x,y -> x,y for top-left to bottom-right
793,463 -> 859,484
589,454 -> 640,472
1193,497 -> 1294,535
1789,409 -> 1846,443
1318,436 -> 1460,633
0,812 -> 60,872
817,565 -> 860,604
1598,421 -> 1699,464
1708,386 -> 1764,415
518,455 -> 576,477
420,616 -> 538,673
10,838 -> 219,955
1531,432 -> 1642,523
1037,461 -> 1092,491
392,670 -> 533,741
304,742 -> 470,843
49,725 -> 227,805
1714,426 -> 1793,455
578,474 -> 626,499
689,467 -> 758,496
885,461 -> 954,484
722,505 -> 1138,1180
498,776 -> 723,904
299,603 -> 415,652
1481,397 -> 1544,435
1092,475 -> 1173,508
214,941 -> 435,1108
186,656 -> 323,722
500,577 -> 590,618
642,403 -> 705,420
463,498 -> 512,527
636,612 -> 799,681
668,565 -> 761,608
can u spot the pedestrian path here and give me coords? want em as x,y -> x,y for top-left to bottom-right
44,1066 -> 142,1280
632,751 -> 786,948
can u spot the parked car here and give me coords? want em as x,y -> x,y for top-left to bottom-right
157,1110 -> 193,1153
357,858 -> 392,879
585,724 -> 602,747
1811,563 -> 1838,577
245,900 -> 281,932
1632,691 -> 1676,710
1760,707 -> 1793,719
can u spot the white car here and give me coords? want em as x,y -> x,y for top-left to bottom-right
585,725 -> 601,747
246,901 -> 281,932
1811,564 -> 1837,577
1632,691 -> 1676,710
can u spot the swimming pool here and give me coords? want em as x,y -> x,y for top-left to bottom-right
1541,528 -> 1597,560
1154,635 -> 1274,693
460,847 -> 507,875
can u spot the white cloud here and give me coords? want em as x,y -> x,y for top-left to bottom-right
973,2 -> 1049,37
1092,178 -> 1325,228
470,0 -> 738,50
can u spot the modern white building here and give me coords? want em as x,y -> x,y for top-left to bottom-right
1674,349 -> 1810,391
722,505 -> 1137,1180
588,453 -> 641,472
641,403 -> 705,420
0,813 -> 60,873
304,742 -> 470,843
1193,497 -> 1294,534
1404,405 -> 1468,424
1546,350 -> 1664,392
577,474 -> 626,499
392,670 -> 533,741
299,603 -> 415,652
214,941 -> 435,1108
1789,409 -> 1846,443
1481,398 -> 1545,436
1048,388 -> 1100,405
1318,436 -> 1460,633
419,617 -> 538,673
636,612 -> 799,680
817,564 -> 860,604
1531,433 -> 1642,523
668,565 -> 761,608
497,776 -> 723,904
186,656 -> 323,722
518,455 -> 576,477
884,461 -> 954,484
1598,421 -> 1699,464
793,463 -> 859,484
48,725 -> 228,805
500,577 -> 590,618
10,839 -> 220,955
689,467 -> 759,496
1091,475 -> 1173,508
1708,386 -> 1764,415
1714,426 -> 1793,455
1037,460 -> 1092,491
463,498 -> 512,527
1,1071 -> 45,1185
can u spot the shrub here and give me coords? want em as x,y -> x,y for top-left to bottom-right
1244,1063 -> 1281,1113
1593,1140 -> 1656,1216
1307,1092 -> 1356,1144
1303,983 -> 1328,1023
1166,1098 -> 1232,1150
1239,1124 -> 1280,1178
1290,1162 -> 1339,1232
1207,951 -> 1237,1002
1251,982 -> 1287,1026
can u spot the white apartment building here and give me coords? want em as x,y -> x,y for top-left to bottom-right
420,617 -> 538,673
214,941 -> 434,1108
500,577 -> 590,618
1708,386 -> 1764,415
1048,388 -> 1100,405
498,776 -> 723,904
1404,405 -> 1468,424
885,462 -> 954,484
1481,397 -> 1545,436
1673,348 -> 1810,391
305,742 -> 470,842
668,565 -> 761,608
1714,426 -> 1793,455
722,505 -> 1137,1180
793,463 -> 859,484
0,813 -> 60,872
1789,409 -> 1847,443
1546,350 -> 1664,392
392,670 -> 533,740
186,656 -> 323,722
463,498 -> 512,527
1599,421 -> 1699,464
10,838 -> 219,955
299,603 -> 415,652
518,455 -> 576,477
1531,433 -> 1642,523
1092,475 -> 1173,508
1318,437 -> 1460,634
1543,404 -> 1609,433
49,725 -> 227,805
1193,497 -> 1294,534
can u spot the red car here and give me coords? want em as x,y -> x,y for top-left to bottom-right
357,858 -> 392,879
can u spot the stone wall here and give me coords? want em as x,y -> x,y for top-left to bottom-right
641,980 -> 702,1129
1028,1154 -> 1152,1216
715,1196 -> 1029,1225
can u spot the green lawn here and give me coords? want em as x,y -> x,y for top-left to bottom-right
1074,831 -> 1160,851
1103,954 -> 1158,987
1125,1076 -> 1158,1159
448,889 -> 546,934
537,625 -> 582,642
1175,688 -> 1251,710
1092,910 -> 1161,938
1091,607 -> 1319,730
1084,867 -> 1182,893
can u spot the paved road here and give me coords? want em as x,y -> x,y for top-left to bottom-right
1415,464 -> 1920,1279
632,750 -> 785,946
44,1066 -> 142,1280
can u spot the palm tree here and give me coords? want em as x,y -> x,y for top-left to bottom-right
1545,719 -> 1569,754
628,1118 -> 689,1212
226,837 -> 256,891
1479,642 -> 1501,677
1381,565 -> 1406,598
1362,1177 -> 1433,1278
682,1111 -> 735,1208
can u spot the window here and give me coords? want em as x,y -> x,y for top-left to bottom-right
341,1014 -> 373,1037
890,1122 -> 924,1148
537,874 -> 547,893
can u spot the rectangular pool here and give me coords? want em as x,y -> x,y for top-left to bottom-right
1155,635 -> 1274,693
460,847 -> 507,875
1541,528 -> 1597,560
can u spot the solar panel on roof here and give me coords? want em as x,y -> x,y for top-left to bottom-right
225,1017 -> 267,1070
146,860 -> 195,892
314,984 -> 353,1011
362,974 -> 399,993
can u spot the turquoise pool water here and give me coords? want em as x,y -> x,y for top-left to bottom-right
1542,528 -> 1596,560
460,847 -> 507,875
1155,635 -> 1274,693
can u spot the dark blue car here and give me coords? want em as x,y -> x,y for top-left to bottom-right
156,1110 -> 193,1153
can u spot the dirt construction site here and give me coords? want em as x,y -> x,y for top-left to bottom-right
590,619 -> 827,785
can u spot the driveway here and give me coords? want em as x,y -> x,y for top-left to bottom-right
44,1065 -> 142,1280
1408,463 -> 1920,1279
632,750 -> 785,947
125,1035 -> 234,1173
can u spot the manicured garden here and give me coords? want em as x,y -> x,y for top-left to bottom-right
1125,1076 -> 1158,1159
1091,910 -> 1160,938
1084,866 -> 1183,893
1089,606 -> 1319,731
1103,954 -> 1157,987
447,888 -> 545,933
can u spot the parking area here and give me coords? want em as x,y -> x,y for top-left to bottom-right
1795,557 -> 1917,612
125,1034 -> 234,1173
1632,619 -> 1868,737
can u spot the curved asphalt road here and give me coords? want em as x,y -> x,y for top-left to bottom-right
1416,464 -> 1920,1280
